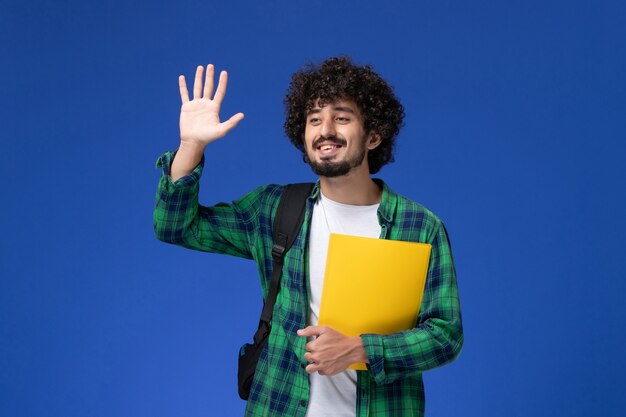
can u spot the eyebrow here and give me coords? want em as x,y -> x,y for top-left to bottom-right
333,106 -> 356,114
307,105 -> 357,115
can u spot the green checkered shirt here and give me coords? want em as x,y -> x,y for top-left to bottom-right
154,151 -> 463,417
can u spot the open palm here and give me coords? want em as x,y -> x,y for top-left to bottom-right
179,64 -> 244,146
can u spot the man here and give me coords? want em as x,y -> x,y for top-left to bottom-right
154,57 -> 463,417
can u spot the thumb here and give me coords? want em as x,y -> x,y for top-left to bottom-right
221,112 -> 245,134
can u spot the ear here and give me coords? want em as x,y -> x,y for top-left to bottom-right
367,132 -> 382,150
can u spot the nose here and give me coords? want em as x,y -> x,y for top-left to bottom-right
320,118 -> 336,137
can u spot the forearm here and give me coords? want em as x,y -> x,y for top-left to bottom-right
362,315 -> 463,384
154,151 -> 267,259
154,151 -> 204,248
362,221 -> 463,384
170,142 -> 206,181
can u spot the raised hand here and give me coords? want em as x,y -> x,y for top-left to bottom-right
179,64 -> 245,147
170,64 -> 244,181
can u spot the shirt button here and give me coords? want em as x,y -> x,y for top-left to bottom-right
300,400 -> 307,407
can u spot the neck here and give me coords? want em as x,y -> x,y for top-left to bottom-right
319,170 -> 382,205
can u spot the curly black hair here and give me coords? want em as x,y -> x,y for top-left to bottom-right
283,56 -> 404,174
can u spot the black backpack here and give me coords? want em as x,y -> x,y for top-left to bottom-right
237,183 -> 314,400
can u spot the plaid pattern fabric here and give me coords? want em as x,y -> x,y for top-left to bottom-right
154,151 -> 463,417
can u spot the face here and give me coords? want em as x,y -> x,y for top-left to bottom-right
303,99 -> 379,178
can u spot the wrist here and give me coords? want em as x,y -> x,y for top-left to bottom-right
350,336 -> 369,364
171,142 -> 205,181
178,140 -> 207,156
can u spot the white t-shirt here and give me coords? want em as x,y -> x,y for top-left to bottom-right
305,192 -> 381,417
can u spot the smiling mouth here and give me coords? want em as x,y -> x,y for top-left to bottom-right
315,142 -> 344,159
311,137 -> 347,159
317,144 -> 342,151
313,137 -> 346,150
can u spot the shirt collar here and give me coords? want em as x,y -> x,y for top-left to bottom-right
308,178 -> 397,226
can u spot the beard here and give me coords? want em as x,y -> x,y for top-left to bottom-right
304,136 -> 367,178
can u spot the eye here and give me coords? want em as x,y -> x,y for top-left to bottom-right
336,117 -> 350,122
308,117 -> 320,124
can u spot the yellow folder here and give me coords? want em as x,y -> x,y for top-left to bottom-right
317,233 -> 432,370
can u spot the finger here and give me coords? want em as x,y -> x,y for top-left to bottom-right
305,341 -> 314,351
297,328 -> 309,337
203,64 -> 214,99
297,326 -> 324,337
213,70 -> 228,104
178,75 -> 189,103
297,327 -> 314,337
305,363 -> 320,374
193,65 -> 204,99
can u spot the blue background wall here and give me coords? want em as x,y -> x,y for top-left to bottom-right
1,1 -> 625,416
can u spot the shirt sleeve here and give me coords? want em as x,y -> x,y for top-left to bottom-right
361,220 -> 463,385
153,150 -> 264,260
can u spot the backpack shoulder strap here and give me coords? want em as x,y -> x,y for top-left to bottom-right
258,183 -> 314,329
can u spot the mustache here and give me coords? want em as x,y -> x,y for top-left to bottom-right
312,135 -> 347,149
